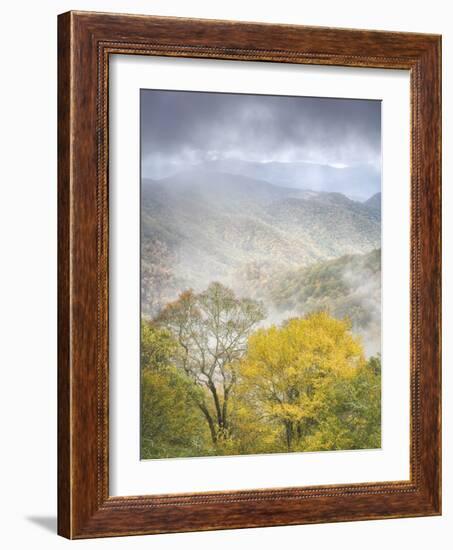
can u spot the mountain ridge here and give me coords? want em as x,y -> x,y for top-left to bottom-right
263,248 -> 382,354
141,169 -> 381,321
143,158 -> 380,201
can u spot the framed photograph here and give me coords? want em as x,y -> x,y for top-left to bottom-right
58,11 -> 441,538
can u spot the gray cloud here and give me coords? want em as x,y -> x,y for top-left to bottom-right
141,89 -> 381,179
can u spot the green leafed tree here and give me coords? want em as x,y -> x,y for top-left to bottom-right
302,354 -> 381,451
140,321 -> 211,458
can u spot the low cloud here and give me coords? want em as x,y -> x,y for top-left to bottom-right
141,90 -> 381,179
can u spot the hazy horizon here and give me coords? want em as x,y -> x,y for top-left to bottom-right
141,89 -> 381,200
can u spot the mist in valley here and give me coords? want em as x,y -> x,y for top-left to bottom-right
140,89 -> 382,357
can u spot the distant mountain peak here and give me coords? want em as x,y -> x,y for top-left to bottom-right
364,192 -> 382,212
144,159 -> 380,201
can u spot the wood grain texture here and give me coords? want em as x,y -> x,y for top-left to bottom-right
57,11 -> 72,538
57,10 -> 441,539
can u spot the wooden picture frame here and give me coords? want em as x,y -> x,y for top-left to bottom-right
58,10 -> 441,539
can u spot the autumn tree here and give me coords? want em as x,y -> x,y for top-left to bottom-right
237,312 -> 366,451
141,320 -> 178,372
303,353 -> 381,451
140,321 -> 210,458
156,282 -> 265,445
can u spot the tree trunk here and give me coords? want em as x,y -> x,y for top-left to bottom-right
284,421 -> 293,451
207,379 -> 223,429
198,402 -> 217,444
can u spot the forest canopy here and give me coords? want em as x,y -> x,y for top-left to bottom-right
141,282 -> 381,459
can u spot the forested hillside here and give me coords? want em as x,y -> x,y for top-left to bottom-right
141,169 -> 381,318
257,248 -> 381,354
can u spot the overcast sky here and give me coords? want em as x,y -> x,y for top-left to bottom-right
141,89 -> 381,180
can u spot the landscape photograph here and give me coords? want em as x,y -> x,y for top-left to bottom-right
140,89 -> 382,460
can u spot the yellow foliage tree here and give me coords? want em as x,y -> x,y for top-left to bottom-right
236,312 -> 366,451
